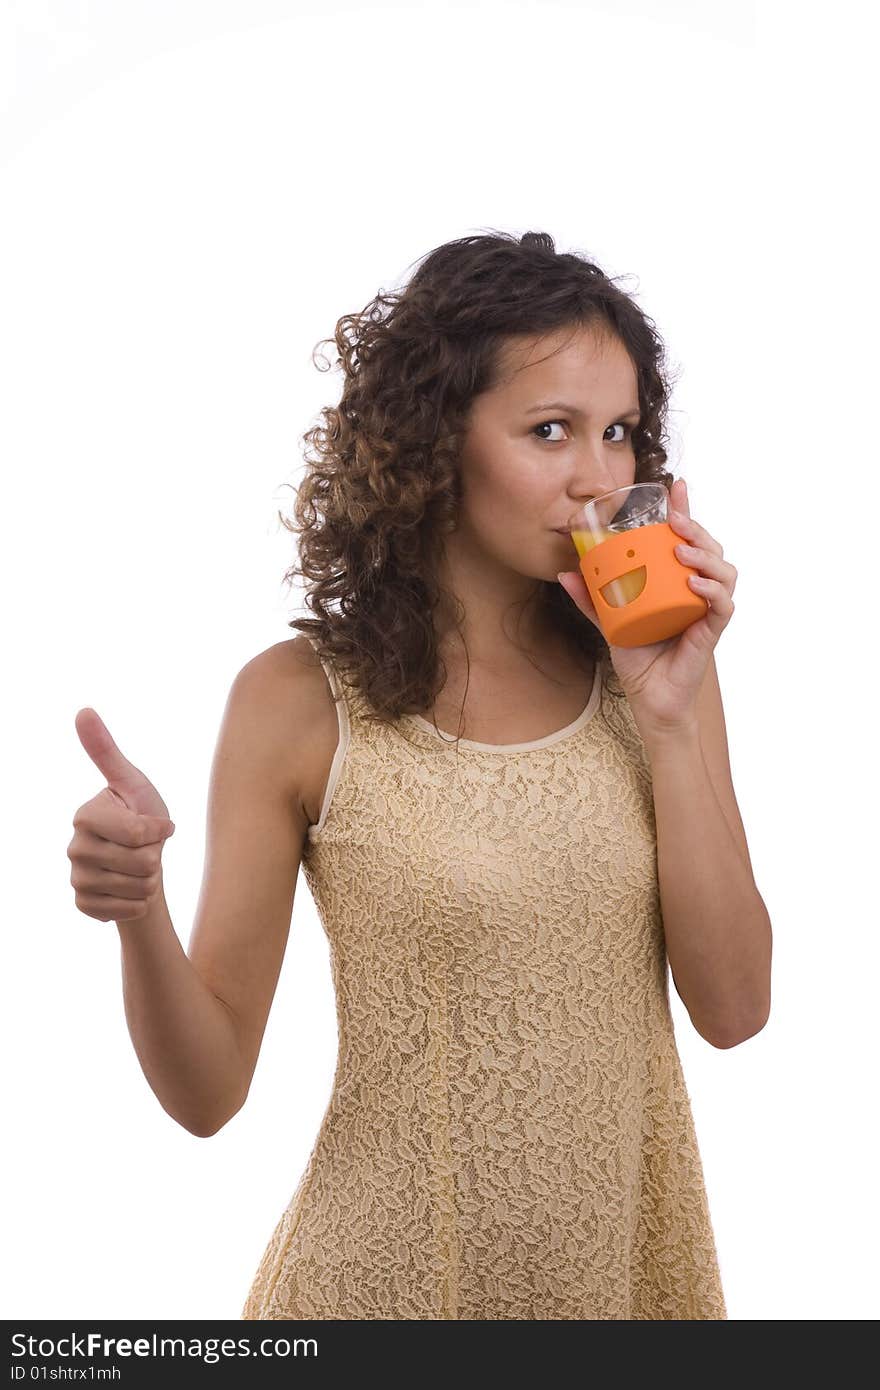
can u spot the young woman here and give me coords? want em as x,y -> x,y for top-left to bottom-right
69,230 -> 771,1320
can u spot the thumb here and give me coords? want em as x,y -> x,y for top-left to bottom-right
74,707 -> 175,830
76,708 -> 174,831
75,707 -> 147,789
557,570 -> 600,629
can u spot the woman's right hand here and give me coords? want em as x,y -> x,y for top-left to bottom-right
68,708 -> 177,923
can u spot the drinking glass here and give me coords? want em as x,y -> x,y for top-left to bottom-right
562,482 -> 708,647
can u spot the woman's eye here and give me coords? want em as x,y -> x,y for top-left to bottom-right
531,420 -> 632,444
532,420 -> 568,443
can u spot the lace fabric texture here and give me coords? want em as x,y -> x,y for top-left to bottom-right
240,641 -> 727,1320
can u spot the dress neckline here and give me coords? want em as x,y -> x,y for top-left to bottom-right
403,655 -> 604,753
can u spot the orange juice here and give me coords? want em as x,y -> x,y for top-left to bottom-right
571,526 -> 648,608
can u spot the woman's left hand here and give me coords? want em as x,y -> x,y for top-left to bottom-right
557,478 -> 738,744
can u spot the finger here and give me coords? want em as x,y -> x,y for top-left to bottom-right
674,542 -> 723,572
668,510 -> 724,559
70,826 -> 163,877
674,544 -> 737,590
94,866 -> 160,898
687,573 -> 735,619
670,477 -> 690,516
76,866 -> 159,899
73,793 -> 174,849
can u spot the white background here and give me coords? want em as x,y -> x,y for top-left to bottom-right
1,0 -> 876,1321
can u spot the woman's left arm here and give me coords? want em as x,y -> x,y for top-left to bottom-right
558,477 -> 772,1048
645,712 -> 772,1051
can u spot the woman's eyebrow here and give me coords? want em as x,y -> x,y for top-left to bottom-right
524,400 -> 641,419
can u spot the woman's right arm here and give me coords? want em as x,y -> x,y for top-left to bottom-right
115,884 -> 248,1139
71,641 -> 315,1138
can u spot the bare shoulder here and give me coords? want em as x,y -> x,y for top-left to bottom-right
238,635 -> 339,827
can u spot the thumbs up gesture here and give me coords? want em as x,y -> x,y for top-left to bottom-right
68,708 -> 177,923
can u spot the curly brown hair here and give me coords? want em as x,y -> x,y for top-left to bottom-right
280,228 -> 679,740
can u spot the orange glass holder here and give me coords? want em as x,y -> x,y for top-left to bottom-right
578,521 -> 709,647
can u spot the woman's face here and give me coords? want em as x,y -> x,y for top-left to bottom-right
454,324 -> 641,584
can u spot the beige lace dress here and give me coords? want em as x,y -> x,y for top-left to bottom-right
240,637 -> 727,1320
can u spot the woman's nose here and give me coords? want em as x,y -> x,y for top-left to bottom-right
570,457 -> 618,500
